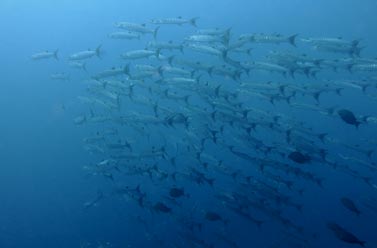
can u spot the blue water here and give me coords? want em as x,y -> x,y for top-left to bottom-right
1,0 -> 377,247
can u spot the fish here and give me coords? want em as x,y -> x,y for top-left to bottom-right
185,34 -> 229,44
120,49 -> 159,60
114,185 -> 146,207
50,73 -> 70,81
114,22 -> 160,38
204,211 -> 228,225
338,109 -> 361,127
241,33 -> 298,47
169,187 -> 188,198
83,191 -> 104,209
69,61 -> 87,71
92,66 -> 129,80
108,31 -> 141,40
153,202 -> 172,213
69,45 -> 102,60
340,197 -> 361,216
288,151 -> 311,164
327,222 -> 366,247
31,49 -> 59,60
150,17 -> 199,27
146,41 -> 184,53
301,37 -> 360,48
196,27 -> 231,36
184,43 -> 227,58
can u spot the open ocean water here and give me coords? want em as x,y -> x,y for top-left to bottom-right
1,0 -> 377,247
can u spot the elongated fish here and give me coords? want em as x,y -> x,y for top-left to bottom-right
108,31 -> 140,40
114,22 -> 159,39
151,17 -> 199,27
241,33 -> 298,47
69,45 -> 102,60
120,50 -> 159,60
31,50 -> 59,60
92,66 -> 130,80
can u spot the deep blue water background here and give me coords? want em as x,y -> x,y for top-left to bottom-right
1,0 -> 377,247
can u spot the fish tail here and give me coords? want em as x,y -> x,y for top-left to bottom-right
155,48 -> 161,58
54,49 -> 59,60
353,46 -> 364,57
256,220 -> 264,229
153,26 -> 160,39
190,17 -> 199,27
96,44 -> 102,58
124,63 -> 130,76
82,63 -> 87,72
157,65 -> 164,76
246,48 -> 253,56
289,34 -> 298,47
223,29 -> 231,45
352,39 -> 361,47
355,121 -> 361,129
346,64 -> 354,73
221,49 -> 228,60
184,95 -> 191,105
167,55 -> 175,65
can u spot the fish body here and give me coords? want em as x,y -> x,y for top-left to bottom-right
288,151 -> 311,164
185,34 -> 228,44
69,61 -> 87,71
241,33 -> 298,46
114,22 -> 159,38
50,73 -> 69,81
169,187 -> 186,198
185,43 -> 226,57
108,31 -> 140,40
147,41 -> 183,52
92,66 -> 129,80
341,197 -> 361,215
151,17 -> 199,27
120,50 -> 158,60
31,50 -> 59,60
69,45 -> 102,60
338,109 -> 361,127
153,202 -> 172,213
327,222 -> 365,247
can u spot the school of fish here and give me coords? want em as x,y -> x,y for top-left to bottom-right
31,16 -> 377,248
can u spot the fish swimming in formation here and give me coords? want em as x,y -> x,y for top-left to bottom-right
31,13 -> 377,248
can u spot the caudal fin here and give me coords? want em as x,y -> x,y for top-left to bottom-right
54,49 -> 59,60
153,26 -> 160,39
289,34 -> 298,47
124,64 -> 130,76
96,45 -> 102,58
190,17 -> 199,27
